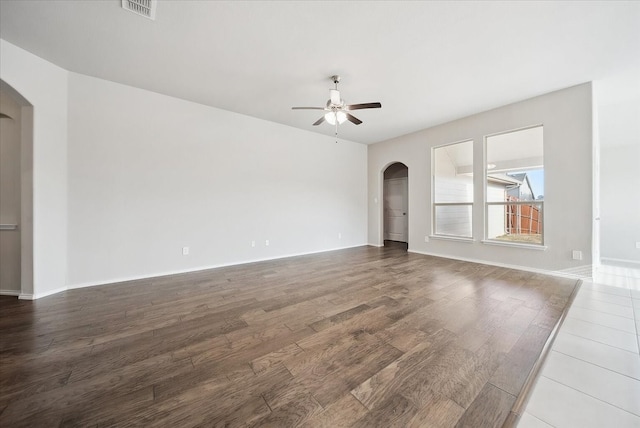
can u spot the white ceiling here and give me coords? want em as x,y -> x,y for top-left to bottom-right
1,1 -> 638,144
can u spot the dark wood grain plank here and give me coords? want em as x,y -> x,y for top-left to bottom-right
0,246 -> 574,427
489,324 -> 553,396
455,383 -> 516,428
351,394 -> 419,427
299,393 -> 368,428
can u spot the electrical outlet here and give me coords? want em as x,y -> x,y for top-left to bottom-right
182,246 -> 189,256
251,241 -> 255,248
338,232 -> 342,239
265,240 -> 269,246
424,236 -> 429,243
636,242 -> 640,249
572,250 -> 582,261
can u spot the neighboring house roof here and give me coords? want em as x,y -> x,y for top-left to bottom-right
507,173 -> 527,183
506,172 -> 535,199
487,173 -> 522,186
487,172 -> 537,200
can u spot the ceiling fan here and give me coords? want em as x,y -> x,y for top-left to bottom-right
292,75 -> 381,134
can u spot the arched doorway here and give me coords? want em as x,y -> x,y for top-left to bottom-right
0,80 -> 34,299
383,162 -> 408,249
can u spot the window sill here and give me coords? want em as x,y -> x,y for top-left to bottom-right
429,235 -> 474,243
481,239 -> 548,251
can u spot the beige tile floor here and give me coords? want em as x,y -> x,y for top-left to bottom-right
519,263 -> 640,428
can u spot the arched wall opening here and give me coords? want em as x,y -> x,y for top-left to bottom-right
381,162 -> 408,250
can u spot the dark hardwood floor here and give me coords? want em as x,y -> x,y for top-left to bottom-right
0,245 -> 577,427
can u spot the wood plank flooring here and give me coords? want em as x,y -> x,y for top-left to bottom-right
0,245 -> 577,427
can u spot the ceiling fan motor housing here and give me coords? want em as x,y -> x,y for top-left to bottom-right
328,90 -> 343,107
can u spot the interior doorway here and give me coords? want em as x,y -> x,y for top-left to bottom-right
0,80 -> 33,299
383,162 -> 408,248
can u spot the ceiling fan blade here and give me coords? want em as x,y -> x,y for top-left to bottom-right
345,102 -> 382,110
312,116 -> 326,126
345,112 -> 362,125
292,107 -> 325,110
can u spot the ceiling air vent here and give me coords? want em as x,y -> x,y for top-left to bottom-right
122,0 -> 157,20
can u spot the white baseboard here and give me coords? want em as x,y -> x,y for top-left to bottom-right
407,249 -> 591,280
19,243 -> 589,299
67,244 -> 368,291
18,286 -> 68,300
600,257 -> 640,267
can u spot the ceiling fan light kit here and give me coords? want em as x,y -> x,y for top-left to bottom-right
292,75 -> 381,140
325,110 -> 347,125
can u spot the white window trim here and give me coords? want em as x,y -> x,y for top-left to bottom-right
484,125 -> 545,247
484,201 -> 544,246
481,239 -> 548,251
432,140 -> 474,240
429,234 -> 475,243
432,202 -> 474,239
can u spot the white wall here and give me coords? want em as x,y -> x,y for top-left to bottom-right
0,35 -> 606,295
0,39 -> 68,298
599,144 -> 640,264
67,73 -> 367,287
595,69 -> 640,264
0,90 -> 21,294
369,83 -> 593,274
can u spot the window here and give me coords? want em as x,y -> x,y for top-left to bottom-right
433,140 -> 474,238
485,126 -> 544,245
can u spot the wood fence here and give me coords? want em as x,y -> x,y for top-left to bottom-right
506,196 -> 542,235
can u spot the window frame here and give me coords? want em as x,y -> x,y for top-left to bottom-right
431,139 -> 475,240
483,125 -> 545,248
